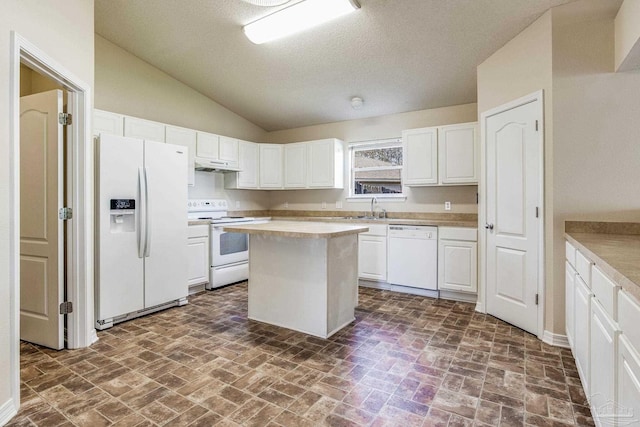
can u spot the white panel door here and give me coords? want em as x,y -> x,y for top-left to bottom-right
96,134 -> 145,321
438,240 -> 477,293
403,127 -> 438,185
307,139 -> 336,188
358,235 -> 387,281
219,135 -> 239,168
144,141 -> 188,307
94,109 -> 124,137
187,236 -> 209,286
590,300 -> 619,419
238,140 -> 259,188
165,125 -> 196,186
565,261 -> 576,348
438,122 -> 478,184
485,97 -> 541,335
284,143 -> 307,188
260,144 -> 283,188
20,90 -> 64,350
618,336 -> 640,427
575,276 -> 593,395
124,116 -> 165,143
196,132 -> 219,159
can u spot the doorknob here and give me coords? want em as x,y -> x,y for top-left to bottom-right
485,223 -> 494,230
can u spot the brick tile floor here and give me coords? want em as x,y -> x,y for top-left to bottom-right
8,283 -> 593,426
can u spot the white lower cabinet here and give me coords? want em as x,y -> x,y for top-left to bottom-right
618,335 -> 640,427
357,224 -> 387,281
590,299 -> 619,420
187,225 -> 209,288
438,227 -> 477,293
565,262 -> 576,348
574,274 -> 593,395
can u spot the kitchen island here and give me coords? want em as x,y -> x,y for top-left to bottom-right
223,221 -> 368,338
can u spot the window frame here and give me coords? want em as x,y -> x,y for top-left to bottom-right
348,137 -> 406,200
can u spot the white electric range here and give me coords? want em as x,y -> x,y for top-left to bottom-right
187,199 -> 267,289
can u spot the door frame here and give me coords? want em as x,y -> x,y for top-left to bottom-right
9,31 -> 96,408
478,90 -> 545,340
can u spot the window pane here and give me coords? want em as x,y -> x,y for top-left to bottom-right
354,147 -> 402,168
354,169 -> 402,195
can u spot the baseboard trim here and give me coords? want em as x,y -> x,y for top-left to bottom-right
542,330 -> 570,348
89,328 -> 99,345
475,302 -> 485,313
0,398 -> 18,426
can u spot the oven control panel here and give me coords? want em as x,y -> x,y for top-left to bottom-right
188,199 -> 228,212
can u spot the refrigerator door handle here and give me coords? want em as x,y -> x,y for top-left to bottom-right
137,167 -> 146,258
143,167 -> 151,257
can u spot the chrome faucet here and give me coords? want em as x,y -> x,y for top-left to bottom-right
370,197 -> 377,218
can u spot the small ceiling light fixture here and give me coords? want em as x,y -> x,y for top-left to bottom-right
243,0 -> 361,45
351,96 -> 364,109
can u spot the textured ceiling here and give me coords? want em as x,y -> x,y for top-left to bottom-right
95,0 -> 576,131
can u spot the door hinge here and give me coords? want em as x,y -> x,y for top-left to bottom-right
535,294 -> 539,305
59,301 -> 73,314
536,207 -> 539,218
59,113 -> 72,126
59,207 -> 73,220
535,120 -> 539,131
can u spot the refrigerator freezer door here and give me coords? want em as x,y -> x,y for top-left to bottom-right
143,140 -> 188,307
97,134 -> 145,320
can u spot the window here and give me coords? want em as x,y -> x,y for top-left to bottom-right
349,138 -> 403,197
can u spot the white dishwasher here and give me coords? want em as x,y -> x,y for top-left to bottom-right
388,225 -> 438,290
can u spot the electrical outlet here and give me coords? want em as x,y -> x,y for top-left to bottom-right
284,201 -> 289,209
445,201 -> 451,211
235,201 -> 240,209
336,201 -> 342,209
322,202 -> 327,209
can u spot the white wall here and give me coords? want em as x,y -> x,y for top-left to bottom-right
95,35 -> 268,143
0,0 -> 94,417
265,103 -> 479,214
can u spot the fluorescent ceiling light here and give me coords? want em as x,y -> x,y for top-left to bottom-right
243,0 -> 360,45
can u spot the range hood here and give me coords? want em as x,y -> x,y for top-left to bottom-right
194,157 -> 241,173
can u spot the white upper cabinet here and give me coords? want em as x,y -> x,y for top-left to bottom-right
284,143 -> 307,189
403,127 -> 438,185
226,140 -> 259,189
219,135 -> 239,168
403,123 -> 478,186
165,125 -> 196,186
307,139 -> 344,189
259,144 -> 284,189
94,109 -> 124,137
123,116 -> 165,143
438,122 -> 478,184
196,132 -> 220,159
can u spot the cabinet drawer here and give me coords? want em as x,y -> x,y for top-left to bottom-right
439,227 -> 477,242
359,224 -> 387,237
188,225 -> 209,239
619,290 -> 640,352
576,250 -> 592,287
565,241 -> 576,267
591,265 -> 620,321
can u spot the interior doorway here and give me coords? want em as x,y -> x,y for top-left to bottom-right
19,64 -> 70,350
8,32 -> 94,417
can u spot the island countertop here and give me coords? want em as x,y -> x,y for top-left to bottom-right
223,220 -> 369,239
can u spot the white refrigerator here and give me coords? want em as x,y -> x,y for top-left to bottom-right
96,133 -> 188,329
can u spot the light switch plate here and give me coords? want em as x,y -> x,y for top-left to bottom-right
445,201 -> 451,211
284,202 -> 288,208
322,202 -> 327,209
235,201 -> 240,209
336,201 -> 342,209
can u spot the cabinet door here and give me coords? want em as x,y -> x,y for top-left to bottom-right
284,143 -> 307,188
94,109 -> 124,137
575,276 -> 593,395
219,135 -> 239,168
565,262 -> 576,349
124,116 -> 165,142
358,235 -> 387,281
308,139 -> 341,188
438,239 -> 477,292
438,122 -> 478,184
187,236 -> 209,286
259,144 -> 283,188
590,300 -> 619,418
403,127 -> 438,185
165,125 -> 196,186
196,132 -> 219,159
619,335 -> 640,427
238,141 -> 259,188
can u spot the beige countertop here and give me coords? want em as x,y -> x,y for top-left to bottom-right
223,220 -> 369,239
565,221 -> 640,301
270,216 -> 478,228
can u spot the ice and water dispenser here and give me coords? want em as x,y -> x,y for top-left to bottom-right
110,199 -> 136,233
